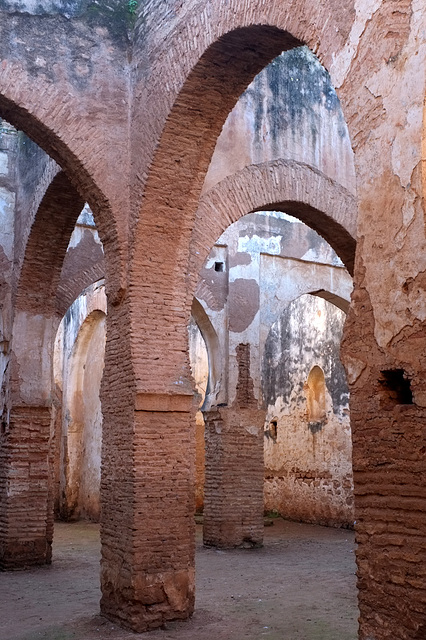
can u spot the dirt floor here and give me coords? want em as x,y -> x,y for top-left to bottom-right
0,519 -> 358,640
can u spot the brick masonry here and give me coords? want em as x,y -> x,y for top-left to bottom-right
0,1 -> 423,638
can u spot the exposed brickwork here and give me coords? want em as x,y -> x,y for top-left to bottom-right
0,2 -> 423,637
342,273 -> 426,639
0,406 -> 53,568
0,170 -> 86,568
203,404 -> 265,549
204,344 -> 265,548
190,160 -> 357,284
16,172 -> 85,313
56,263 -> 105,317
56,225 -> 105,316
100,404 -> 196,631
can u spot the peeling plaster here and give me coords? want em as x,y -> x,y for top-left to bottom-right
0,186 -> 15,261
0,152 -> 8,175
330,0 -> 383,89
356,0 -> 426,350
365,26 -> 426,190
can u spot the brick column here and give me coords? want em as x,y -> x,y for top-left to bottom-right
203,405 -> 265,548
342,285 -> 426,639
100,391 -> 197,632
0,405 -> 54,568
0,311 -> 58,569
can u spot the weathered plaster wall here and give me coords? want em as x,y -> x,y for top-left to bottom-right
54,280 -> 106,521
263,295 -> 353,527
195,212 -> 353,527
204,46 -> 356,195
0,120 -> 17,417
196,212 -> 352,409
0,2 -> 423,635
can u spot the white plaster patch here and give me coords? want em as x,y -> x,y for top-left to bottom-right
67,225 -> 102,250
0,187 -> 15,260
301,247 -> 344,266
330,0 -> 384,89
6,0 -> 76,16
390,84 -> 425,189
258,211 -> 299,224
401,187 -> 417,228
0,152 -> 9,176
344,355 -> 366,385
238,234 -> 282,255
363,6 -> 426,189
245,425 -> 260,437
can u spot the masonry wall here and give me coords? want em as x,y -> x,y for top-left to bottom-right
188,317 -> 208,513
193,211 -> 353,526
0,1 -> 424,636
54,278 -> 106,522
204,45 -> 356,195
0,119 -> 17,416
196,211 -> 352,407
263,294 -> 353,527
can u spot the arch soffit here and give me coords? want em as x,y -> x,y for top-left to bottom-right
56,262 -> 106,318
191,160 -> 357,279
13,157 -> 61,273
65,307 -> 107,404
15,171 -> 85,314
135,1 -> 354,155
134,8 -> 353,225
0,84 -> 123,302
309,290 -> 350,314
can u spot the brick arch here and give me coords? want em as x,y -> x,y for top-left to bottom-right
190,160 -> 357,281
309,290 -> 350,314
119,14 -> 358,630
13,157 -> 61,274
15,171 -> 85,315
56,264 -> 105,318
131,18 -> 355,389
0,89 -> 123,302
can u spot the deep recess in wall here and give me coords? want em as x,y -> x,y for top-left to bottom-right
379,369 -> 413,407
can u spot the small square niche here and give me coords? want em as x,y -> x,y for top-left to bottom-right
378,369 -> 413,407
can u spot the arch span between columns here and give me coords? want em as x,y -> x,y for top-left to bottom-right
191,159 -> 357,282
0,87 -> 124,303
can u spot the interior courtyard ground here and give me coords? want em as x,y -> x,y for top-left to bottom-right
0,519 -> 358,640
